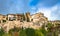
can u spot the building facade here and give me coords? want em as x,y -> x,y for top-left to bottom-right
1,12 -> 59,32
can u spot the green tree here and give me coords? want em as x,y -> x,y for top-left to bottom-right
0,28 -> 5,36
25,28 -> 35,36
39,28 -> 47,36
35,29 -> 44,36
9,26 -> 20,36
19,29 -> 27,36
46,23 -> 54,32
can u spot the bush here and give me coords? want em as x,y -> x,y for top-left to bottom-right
25,28 -> 35,36
19,29 -> 26,36
9,27 -> 20,36
35,30 -> 44,36
39,28 -> 47,36
0,28 -> 5,36
19,28 -> 47,36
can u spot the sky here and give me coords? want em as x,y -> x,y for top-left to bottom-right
0,0 -> 60,20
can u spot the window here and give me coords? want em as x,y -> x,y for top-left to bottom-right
9,17 -> 13,21
20,17 -> 23,22
9,17 -> 16,21
31,19 -> 33,21
3,20 -> 6,23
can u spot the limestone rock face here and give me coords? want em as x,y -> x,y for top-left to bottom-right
0,21 -> 45,32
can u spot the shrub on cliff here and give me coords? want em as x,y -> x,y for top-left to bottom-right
0,28 -> 5,36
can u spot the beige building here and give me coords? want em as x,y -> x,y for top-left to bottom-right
7,14 -> 16,21
25,12 -> 32,22
15,14 -> 24,21
0,14 -> 7,23
31,13 -> 48,24
0,14 -> 3,23
48,20 -> 60,27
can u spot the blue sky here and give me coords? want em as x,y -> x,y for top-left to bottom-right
0,0 -> 60,20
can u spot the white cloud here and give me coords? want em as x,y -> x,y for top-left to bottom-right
36,5 -> 58,20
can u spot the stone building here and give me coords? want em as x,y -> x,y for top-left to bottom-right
2,15 -> 7,23
7,14 -> 25,22
7,14 -> 16,21
31,13 -> 48,25
15,14 -> 24,21
0,14 -> 3,23
0,12 -> 48,23
25,12 -> 32,22
48,20 -> 60,27
0,14 -> 7,23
